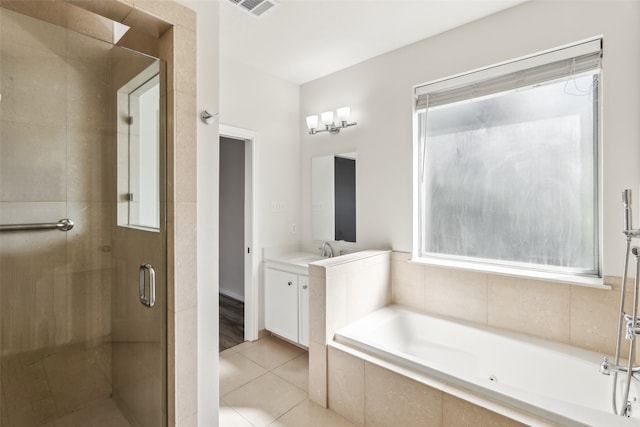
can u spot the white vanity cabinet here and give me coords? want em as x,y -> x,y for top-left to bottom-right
264,254 -> 319,347
298,275 -> 309,347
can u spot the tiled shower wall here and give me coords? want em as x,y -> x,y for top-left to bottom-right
392,251 -> 631,358
0,1 -> 200,425
0,8 -> 114,355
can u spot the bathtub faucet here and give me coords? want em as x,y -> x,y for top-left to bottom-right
625,314 -> 640,340
600,357 -> 640,378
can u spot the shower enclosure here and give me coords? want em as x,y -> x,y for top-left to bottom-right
0,7 -> 167,426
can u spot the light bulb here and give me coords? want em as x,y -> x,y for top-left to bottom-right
336,107 -> 350,123
321,111 -> 334,126
306,115 -> 318,130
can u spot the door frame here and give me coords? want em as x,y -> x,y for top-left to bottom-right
219,124 -> 259,342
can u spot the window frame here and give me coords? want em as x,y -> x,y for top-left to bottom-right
411,39 -> 604,288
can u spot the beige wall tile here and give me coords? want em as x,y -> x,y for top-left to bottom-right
174,202 -> 197,311
345,253 -> 392,324
167,308 -> 176,427
176,307 -> 198,423
347,272 -> 383,324
165,89 -> 176,203
116,27 -> 159,58
325,273 -> 348,342
0,202 -> 67,353
66,202 -> 112,272
309,274 -> 327,345
488,274 -> 571,343
67,25 -> 112,66
174,91 -> 197,202
67,129 -> 113,202
443,394 -> 526,427
570,286 -> 630,355
391,256 -> 425,310
159,28 -> 175,101
0,0 -> 66,29
309,264 -> 326,279
364,362 -> 442,427
122,7 -> 171,38
172,25 -> 196,96
424,265 -> 488,324
134,0 -> 195,30
308,341 -> 327,408
65,2 -> 113,43
0,46 -> 66,126
0,7 -> 65,55
67,59 -> 111,131
1,125 -> 66,202
68,0 -> 133,24
327,347 -> 364,426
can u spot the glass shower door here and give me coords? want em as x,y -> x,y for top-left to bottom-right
0,7 -> 166,427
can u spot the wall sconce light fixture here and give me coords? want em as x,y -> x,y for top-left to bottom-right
306,106 -> 357,135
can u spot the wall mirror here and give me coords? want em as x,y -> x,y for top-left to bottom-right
116,58 -> 164,231
312,153 -> 356,243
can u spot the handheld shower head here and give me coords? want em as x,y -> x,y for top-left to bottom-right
624,189 -> 633,234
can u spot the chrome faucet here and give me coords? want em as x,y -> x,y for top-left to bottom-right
600,357 -> 640,378
320,241 -> 334,258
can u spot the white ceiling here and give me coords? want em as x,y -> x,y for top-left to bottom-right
220,0 -> 527,85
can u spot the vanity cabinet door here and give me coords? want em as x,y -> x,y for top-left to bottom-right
298,275 -> 309,347
265,268 -> 299,342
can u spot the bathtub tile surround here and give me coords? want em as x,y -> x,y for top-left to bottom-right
327,346 -> 524,427
328,346 -> 365,426
309,250 -> 392,408
311,251 -> 638,426
442,395 -> 526,427
365,362 -> 443,427
0,1 -> 199,425
391,251 -> 632,359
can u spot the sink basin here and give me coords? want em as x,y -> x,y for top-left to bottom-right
288,254 -> 326,265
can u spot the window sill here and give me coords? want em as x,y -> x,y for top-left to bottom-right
410,255 -> 609,290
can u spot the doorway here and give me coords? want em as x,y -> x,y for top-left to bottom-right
219,137 -> 246,350
218,125 -> 259,349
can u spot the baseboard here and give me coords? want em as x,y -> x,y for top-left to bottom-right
219,287 -> 245,303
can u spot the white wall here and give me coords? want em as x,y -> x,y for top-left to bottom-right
220,57 -> 300,328
300,1 -> 640,278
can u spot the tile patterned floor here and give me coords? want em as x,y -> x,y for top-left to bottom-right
220,336 -> 355,427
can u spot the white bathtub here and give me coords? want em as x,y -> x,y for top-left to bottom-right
333,305 -> 640,427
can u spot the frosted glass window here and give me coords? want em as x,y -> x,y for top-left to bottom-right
415,53 -> 600,277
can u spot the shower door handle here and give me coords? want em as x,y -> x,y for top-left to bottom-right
139,263 -> 156,308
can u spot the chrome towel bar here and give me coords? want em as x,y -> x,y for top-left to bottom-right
0,218 -> 74,232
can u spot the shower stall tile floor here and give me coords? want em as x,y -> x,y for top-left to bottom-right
220,335 -> 355,427
1,343 -> 130,427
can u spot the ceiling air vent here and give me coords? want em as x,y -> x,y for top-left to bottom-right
227,0 -> 277,17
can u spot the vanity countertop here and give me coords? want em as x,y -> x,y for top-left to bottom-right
264,252 -> 328,274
